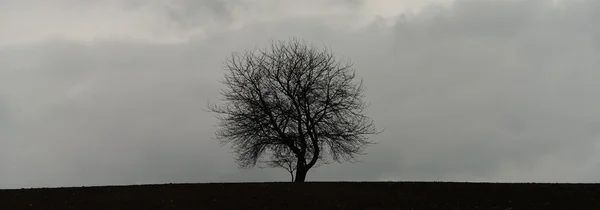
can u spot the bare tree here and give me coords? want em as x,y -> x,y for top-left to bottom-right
209,38 -> 379,182
260,148 -> 298,181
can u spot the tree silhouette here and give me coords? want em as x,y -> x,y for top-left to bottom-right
210,38 -> 379,182
261,148 -> 298,181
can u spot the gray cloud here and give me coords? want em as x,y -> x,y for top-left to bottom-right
2,0 -> 600,189
163,0 -> 238,28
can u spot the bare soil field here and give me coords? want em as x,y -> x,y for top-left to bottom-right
1,182 -> 599,210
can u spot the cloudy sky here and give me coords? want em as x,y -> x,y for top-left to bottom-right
1,0 -> 600,189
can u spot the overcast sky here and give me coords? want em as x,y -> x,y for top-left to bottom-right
1,0 -> 600,189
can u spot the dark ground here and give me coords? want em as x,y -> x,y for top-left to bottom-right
1,182 -> 599,210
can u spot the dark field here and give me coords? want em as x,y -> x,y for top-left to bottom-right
1,182 -> 599,210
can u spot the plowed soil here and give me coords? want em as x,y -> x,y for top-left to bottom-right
1,182 -> 599,210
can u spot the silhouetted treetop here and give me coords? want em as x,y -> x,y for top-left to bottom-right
210,38 -> 378,182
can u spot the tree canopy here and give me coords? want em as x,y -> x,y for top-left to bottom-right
210,38 -> 378,182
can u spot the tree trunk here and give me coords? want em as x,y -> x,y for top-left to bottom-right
290,170 -> 295,182
294,168 -> 307,182
294,157 -> 308,182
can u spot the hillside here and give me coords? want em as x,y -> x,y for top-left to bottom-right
1,182 -> 599,209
